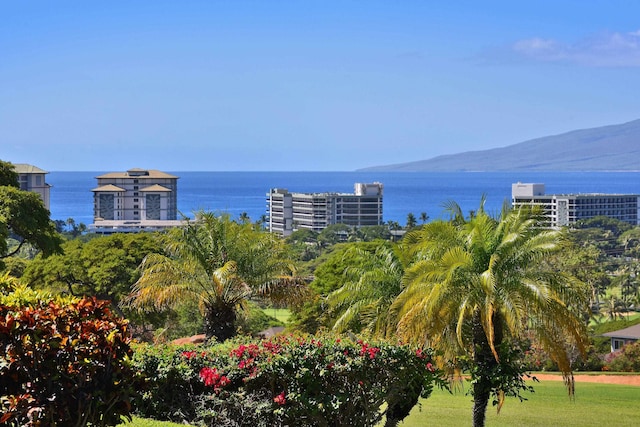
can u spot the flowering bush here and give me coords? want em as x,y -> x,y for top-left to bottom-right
132,333 -> 446,426
0,297 -> 134,426
604,341 -> 640,372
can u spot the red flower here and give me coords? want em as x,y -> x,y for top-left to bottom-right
426,362 -> 434,372
199,367 -> 220,387
273,391 -> 286,406
181,350 -> 197,359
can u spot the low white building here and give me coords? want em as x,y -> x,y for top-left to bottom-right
90,168 -> 182,233
12,163 -> 51,210
267,182 -> 384,237
512,183 -> 639,227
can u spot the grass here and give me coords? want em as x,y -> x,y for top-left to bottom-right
125,380 -> 640,427
398,380 -> 640,426
263,307 -> 292,324
124,417 -> 186,427
590,312 -> 640,327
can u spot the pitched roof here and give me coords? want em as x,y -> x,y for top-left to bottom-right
91,184 -> 126,192
602,323 -> 640,340
95,169 -> 178,179
140,184 -> 172,192
12,163 -> 48,174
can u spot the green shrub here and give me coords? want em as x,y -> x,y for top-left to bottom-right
605,341 -> 640,372
132,333 -> 446,426
0,297 -> 135,426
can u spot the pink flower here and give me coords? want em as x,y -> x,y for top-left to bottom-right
273,391 -> 286,406
426,362 -> 434,372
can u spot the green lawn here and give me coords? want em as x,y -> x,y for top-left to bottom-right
126,380 -> 640,427
125,418 -> 185,427
398,380 -> 640,426
263,307 -> 292,324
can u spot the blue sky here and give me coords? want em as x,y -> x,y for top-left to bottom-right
2,1 -> 640,171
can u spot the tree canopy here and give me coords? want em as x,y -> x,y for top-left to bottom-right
394,204 -> 589,426
319,202 -> 590,427
0,164 -> 63,263
23,232 -> 164,317
128,212 -> 309,341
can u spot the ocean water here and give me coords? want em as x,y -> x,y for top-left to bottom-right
47,171 -> 640,227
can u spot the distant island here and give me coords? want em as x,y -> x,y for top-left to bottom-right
358,119 -> 640,172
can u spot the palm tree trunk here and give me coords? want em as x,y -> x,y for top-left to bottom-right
204,304 -> 237,342
472,375 -> 491,427
471,311 -> 504,427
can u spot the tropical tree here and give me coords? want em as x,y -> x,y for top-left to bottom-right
128,212 -> 309,342
393,202 -> 590,427
65,217 -> 88,237
405,213 -> 417,230
318,223 -> 351,246
327,242 -> 406,339
238,212 -> 250,224
0,160 -> 20,187
419,212 -> 429,224
0,169 -> 63,265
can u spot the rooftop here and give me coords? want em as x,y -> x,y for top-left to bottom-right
96,169 -> 178,179
12,163 -> 48,174
602,323 -> 640,340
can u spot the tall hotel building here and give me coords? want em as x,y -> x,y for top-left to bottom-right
267,182 -> 384,237
12,163 -> 51,210
511,183 -> 639,227
91,168 -> 182,233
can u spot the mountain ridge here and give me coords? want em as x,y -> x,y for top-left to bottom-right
358,119 -> 640,172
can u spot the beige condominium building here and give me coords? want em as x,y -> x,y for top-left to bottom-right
511,182 -> 639,227
267,182 -> 384,237
12,163 -> 51,210
91,168 -> 182,233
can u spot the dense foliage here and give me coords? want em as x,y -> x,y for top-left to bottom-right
314,203 -> 590,427
24,233 -> 164,307
129,212 -> 309,342
0,297 -> 135,426
0,187 -> 63,263
132,334 -> 446,427
604,341 -> 640,372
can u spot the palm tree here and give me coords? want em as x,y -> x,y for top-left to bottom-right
405,213 -> 417,230
419,212 -> 429,224
128,211 -> 308,341
238,212 -> 250,224
327,243 -> 406,339
393,203 -> 589,427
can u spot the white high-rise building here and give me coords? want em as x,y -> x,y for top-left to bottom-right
512,183 -> 639,227
267,182 -> 384,237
